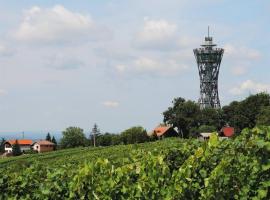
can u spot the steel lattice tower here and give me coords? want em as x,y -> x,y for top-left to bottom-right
193,27 -> 224,109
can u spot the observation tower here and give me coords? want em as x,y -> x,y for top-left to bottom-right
193,27 -> 224,109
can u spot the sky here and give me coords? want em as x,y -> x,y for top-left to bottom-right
0,0 -> 269,135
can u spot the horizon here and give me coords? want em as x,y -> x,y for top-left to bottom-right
0,131 -> 62,141
0,1 -> 269,133
0,92 -> 265,135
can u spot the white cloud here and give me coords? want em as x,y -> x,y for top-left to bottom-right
224,44 -> 261,60
230,80 -> 270,95
134,18 -> 200,51
14,5 -> 110,44
135,18 -> 178,50
138,18 -> 177,42
115,57 -> 188,76
102,101 -> 119,108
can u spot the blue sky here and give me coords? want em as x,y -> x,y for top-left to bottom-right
0,0 -> 269,134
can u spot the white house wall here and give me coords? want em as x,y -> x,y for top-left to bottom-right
5,145 -> 31,153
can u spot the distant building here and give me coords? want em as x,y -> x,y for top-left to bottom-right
32,140 -> 55,153
4,139 -> 33,153
198,132 -> 213,141
198,127 -> 235,141
149,126 -> 179,139
220,126 -> 234,137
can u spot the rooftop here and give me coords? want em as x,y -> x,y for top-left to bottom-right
6,139 -> 33,145
33,140 -> 55,145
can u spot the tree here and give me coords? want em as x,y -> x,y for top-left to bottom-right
0,138 -> 5,154
198,125 -> 216,133
120,126 -> 149,144
46,133 -> 52,141
222,101 -> 242,133
90,123 -> 100,147
223,93 -> 270,133
240,93 -> 270,128
162,93 -> 270,138
199,108 -> 224,129
111,134 -> 122,145
60,127 -> 87,148
51,136 -> 57,144
163,97 -> 200,138
51,136 -> 57,150
96,133 -> 113,146
189,125 -> 217,138
12,140 -> 22,156
256,106 -> 270,126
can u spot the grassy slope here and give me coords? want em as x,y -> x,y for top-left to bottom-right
1,128 -> 269,199
0,138 -> 190,171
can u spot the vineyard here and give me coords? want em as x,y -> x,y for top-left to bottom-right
0,127 -> 269,199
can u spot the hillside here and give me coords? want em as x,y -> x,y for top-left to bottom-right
0,138 -> 190,171
0,127 -> 270,199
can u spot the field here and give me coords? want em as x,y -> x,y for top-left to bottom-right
0,127 -> 269,199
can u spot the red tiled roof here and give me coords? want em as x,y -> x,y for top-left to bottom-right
33,140 -> 55,146
6,139 -> 33,145
222,127 -> 234,137
153,126 -> 171,137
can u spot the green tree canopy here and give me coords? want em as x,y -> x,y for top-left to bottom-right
60,127 -> 87,148
12,139 -> 22,156
163,97 -> 200,138
163,93 -> 270,137
120,126 -> 149,144
96,133 -> 113,146
223,93 -> 270,133
256,106 -> 270,126
111,134 -> 123,145
199,108 -> 224,129
197,125 -> 216,133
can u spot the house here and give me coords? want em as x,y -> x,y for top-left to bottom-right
4,139 -> 33,153
220,126 -> 234,137
199,128 -> 234,141
149,126 -> 179,139
198,132 -> 213,141
32,140 -> 55,153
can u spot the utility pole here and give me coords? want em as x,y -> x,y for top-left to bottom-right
91,123 -> 100,147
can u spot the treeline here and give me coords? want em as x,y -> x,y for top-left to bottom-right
163,92 -> 270,138
60,126 -> 151,149
59,92 -> 270,149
